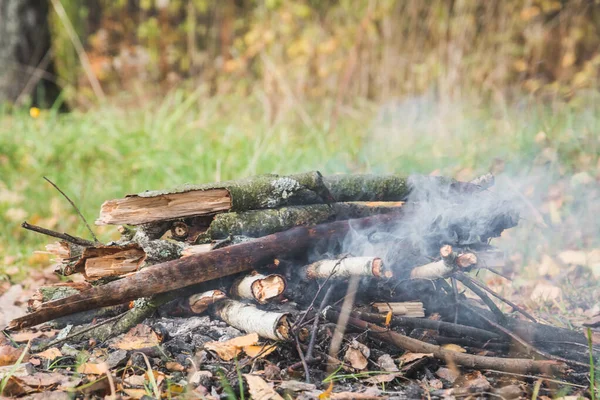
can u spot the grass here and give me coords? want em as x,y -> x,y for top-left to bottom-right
0,89 -> 598,280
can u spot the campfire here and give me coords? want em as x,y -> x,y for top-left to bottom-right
4,171 -> 597,398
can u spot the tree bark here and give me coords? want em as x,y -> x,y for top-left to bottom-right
9,212 -> 402,330
0,0 -> 61,106
203,201 -> 404,240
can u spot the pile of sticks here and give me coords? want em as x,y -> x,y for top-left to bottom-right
8,172 -> 597,378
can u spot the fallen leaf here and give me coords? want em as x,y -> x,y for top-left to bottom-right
0,344 -> 28,366
441,343 -> 467,353
77,362 -> 109,375
165,361 -> 185,372
398,352 -> 432,365
243,344 -> 277,358
204,333 -> 259,361
244,374 -> 284,400
124,374 -> 147,387
278,380 -> 316,392
530,282 -> 562,303
111,324 -> 160,350
436,366 -> 460,383
122,388 -> 148,398
558,250 -> 588,266
377,354 -> 398,372
35,347 -> 62,361
319,381 -> 334,399
455,370 -> 490,391
10,330 -> 58,343
343,340 -> 370,370
364,372 -> 402,384
384,311 -> 392,327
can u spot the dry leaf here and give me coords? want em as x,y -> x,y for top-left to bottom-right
398,352 -> 432,365
530,282 -> 562,303
441,343 -> 467,353
10,330 -> 58,343
364,372 -> 401,384
35,347 -> 62,361
278,380 -> 316,392
124,374 -> 147,387
384,311 -> 392,327
165,361 -> 185,372
122,388 -> 148,399
343,340 -> 370,370
111,324 -> 160,350
377,354 -> 398,372
436,366 -> 460,383
204,333 -> 259,361
243,344 -> 277,358
77,362 -> 109,375
0,344 -> 28,366
243,374 -> 284,400
319,381 -> 334,399
455,370 -> 490,391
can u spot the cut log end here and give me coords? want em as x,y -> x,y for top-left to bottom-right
189,290 -> 227,314
456,253 -> 478,268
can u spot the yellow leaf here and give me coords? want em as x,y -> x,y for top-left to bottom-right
35,347 -> 62,361
398,352 -> 432,365
441,343 -> 467,353
77,362 -> 109,375
243,344 -> 277,358
319,381 -> 334,399
204,333 -> 259,361
385,311 -> 393,327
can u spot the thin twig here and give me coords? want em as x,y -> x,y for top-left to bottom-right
463,303 -> 590,369
21,221 -> 96,247
294,334 -> 311,383
460,272 -> 537,322
35,312 -> 127,352
306,283 -> 337,361
328,275 -> 360,374
454,272 -> 506,324
293,256 -> 347,330
483,369 -> 587,388
44,177 -> 99,243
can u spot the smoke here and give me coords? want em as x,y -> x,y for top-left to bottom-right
332,93 -> 600,283
338,175 -> 520,277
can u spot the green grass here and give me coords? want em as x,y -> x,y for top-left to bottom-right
0,90 -> 598,279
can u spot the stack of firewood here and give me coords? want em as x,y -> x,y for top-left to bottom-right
7,172 -> 596,376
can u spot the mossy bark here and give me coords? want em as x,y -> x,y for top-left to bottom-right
203,201 -> 404,240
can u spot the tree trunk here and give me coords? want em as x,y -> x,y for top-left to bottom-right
0,0 -> 61,107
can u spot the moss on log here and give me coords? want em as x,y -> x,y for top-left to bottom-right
203,201 -> 405,240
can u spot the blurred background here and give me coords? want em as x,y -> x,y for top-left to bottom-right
0,0 -> 599,312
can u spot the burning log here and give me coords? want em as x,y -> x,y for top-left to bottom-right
230,273 -> 286,304
410,245 -> 477,279
304,257 -> 392,280
212,299 -> 291,341
371,302 -> 425,318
